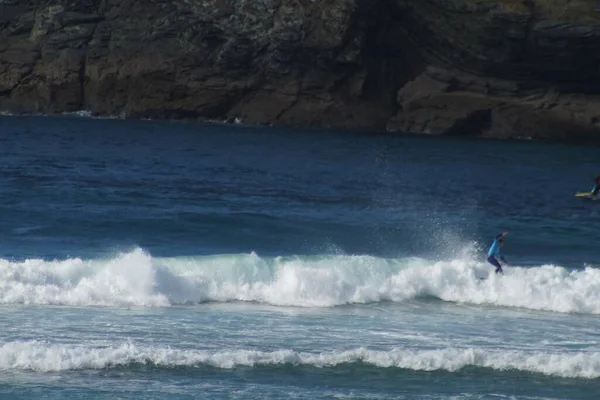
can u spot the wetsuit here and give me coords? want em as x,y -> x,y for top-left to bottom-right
487,234 -> 506,274
592,175 -> 600,196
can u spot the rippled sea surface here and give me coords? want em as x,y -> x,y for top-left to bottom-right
0,115 -> 599,399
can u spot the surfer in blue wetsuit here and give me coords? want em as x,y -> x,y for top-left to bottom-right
487,232 -> 508,274
591,175 -> 600,197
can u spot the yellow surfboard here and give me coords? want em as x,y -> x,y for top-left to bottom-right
575,192 -> 600,200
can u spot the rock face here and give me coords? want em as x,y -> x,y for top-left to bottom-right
1,0 -> 600,140
387,0 -> 600,141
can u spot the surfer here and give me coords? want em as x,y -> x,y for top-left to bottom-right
592,175 -> 600,197
487,232 -> 508,274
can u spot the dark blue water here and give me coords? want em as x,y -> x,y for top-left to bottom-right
1,115 -> 598,263
0,115 -> 599,400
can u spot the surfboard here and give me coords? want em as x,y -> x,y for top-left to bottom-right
575,192 -> 600,201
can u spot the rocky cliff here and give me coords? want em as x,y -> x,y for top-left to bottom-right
1,0 -> 600,140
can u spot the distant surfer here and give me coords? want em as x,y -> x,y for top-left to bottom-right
487,232 -> 508,274
592,175 -> 600,197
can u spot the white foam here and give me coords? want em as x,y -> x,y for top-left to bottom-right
62,110 -> 93,118
0,249 -> 168,307
0,248 -> 599,313
1,341 -> 599,379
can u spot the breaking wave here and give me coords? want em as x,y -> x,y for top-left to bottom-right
1,341 -> 599,379
0,248 -> 598,313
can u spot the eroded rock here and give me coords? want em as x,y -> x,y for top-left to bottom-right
0,0 -> 599,141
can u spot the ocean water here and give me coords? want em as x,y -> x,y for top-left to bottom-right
0,115 -> 599,399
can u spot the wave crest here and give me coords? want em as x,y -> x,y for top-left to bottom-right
2,341 -> 599,379
0,248 -> 599,313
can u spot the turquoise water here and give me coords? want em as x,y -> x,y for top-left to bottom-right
0,115 -> 599,399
